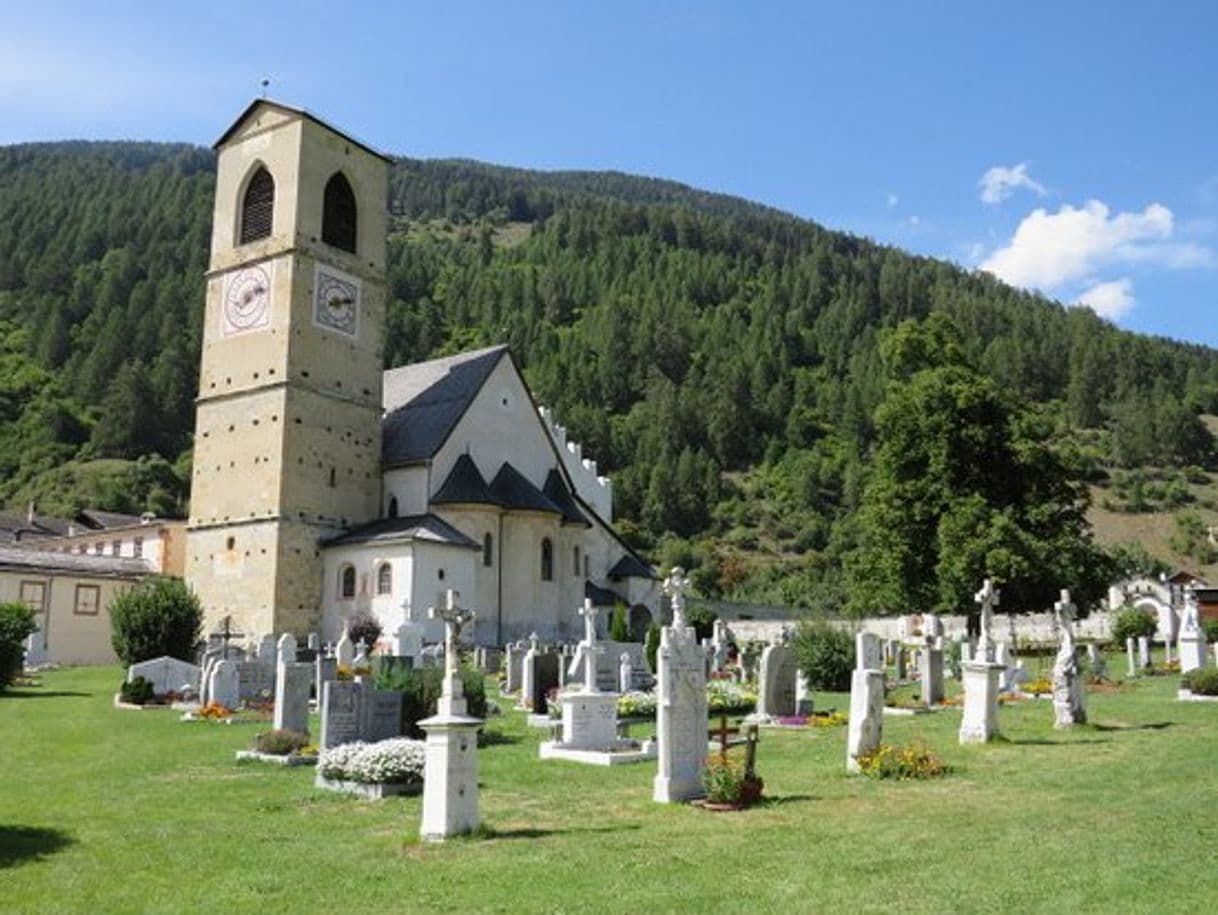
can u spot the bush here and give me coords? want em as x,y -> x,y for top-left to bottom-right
702,758 -> 763,806
109,576 -> 202,665
345,612 -> 382,649
119,675 -> 155,705
856,741 -> 949,780
0,601 -> 38,691
318,738 -> 425,784
373,659 -> 486,737
1111,605 -> 1157,645
609,603 -> 630,642
254,729 -> 310,755
1183,668 -> 1218,696
686,605 -> 718,643
792,618 -> 854,691
1202,620 -> 1218,644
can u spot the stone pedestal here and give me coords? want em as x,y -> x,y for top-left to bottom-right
920,647 -> 944,706
846,668 -> 884,773
958,661 -> 1003,745
653,624 -> 707,803
560,690 -> 620,750
419,682 -> 482,842
1179,631 -> 1207,674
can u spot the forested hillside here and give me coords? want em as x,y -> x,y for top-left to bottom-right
1,142 -> 1216,609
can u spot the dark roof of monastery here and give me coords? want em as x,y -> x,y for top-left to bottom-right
488,463 -> 562,515
76,509 -> 147,530
585,580 -> 621,606
381,346 -> 509,466
431,454 -> 498,506
609,553 -> 657,580
0,545 -> 151,578
322,514 -> 479,549
0,512 -> 66,543
214,98 -> 393,163
543,469 -> 591,527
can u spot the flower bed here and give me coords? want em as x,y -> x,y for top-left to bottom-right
855,741 -> 949,780
549,683 -> 757,721
317,738 -> 426,785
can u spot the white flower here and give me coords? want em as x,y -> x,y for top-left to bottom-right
318,738 -> 426,784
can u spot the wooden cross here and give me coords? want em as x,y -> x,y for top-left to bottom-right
711,714 -> 740,764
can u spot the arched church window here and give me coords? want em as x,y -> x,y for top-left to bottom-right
573,545 -> 580,577
377,562 -> 392,595
387,496 -> 399,519
322,172 -> 357,253
339,564 -> 356,599
483,533 -> 493,567
540,538 -> 554,582
239,166 -> 274,244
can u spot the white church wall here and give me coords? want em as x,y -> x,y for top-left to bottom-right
382,465 -> 429,517
321,542 -> 419,645
410,543 -> 477,643
498,513 -> 562,644
430,506 -> 500,630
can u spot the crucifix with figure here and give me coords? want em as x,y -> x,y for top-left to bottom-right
663,566 -> 691,630
975,578 -> 1000,661
428,590 -> 475,698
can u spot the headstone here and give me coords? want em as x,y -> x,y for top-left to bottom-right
959,659 -> 1002,744
273,662 -> 312,734
394,620 -> 424,661
995,642 -> 1016,692
794,671 -> 813,715
1051,590 -> 1086,728
846,668 -> 884,773
757,643 -> 798,718
1126,637 -> 1137,677
711,618 -> 730,673
127,656 -> 202,696
256,634 -> 277,664
364,689 -> 404,742
920,646 -> 944,706
199,655 -> 215,706
476,647 -> 502,674
1086,643 -> 1107,679
1178,593 -> 1207,674
315,654 -> 337,702
520,634 -> 542,710
320,680 -> 362,748
335,631 -> 354,668
236,660 -> 276,703
307,632 -> 320,651
504,641 -> 525,694
353,639 -> 370,666
855,632 -> 882,671
208,659 -> 239,709
1137,636 -> 1151,669
419,590 -> 482,841
958,634 -> 972,665
893,645 -> 907,680
654,567 -> 708,804
619,652 -> 633,694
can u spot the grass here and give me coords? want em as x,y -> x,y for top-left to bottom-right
3,663 -> 1218,913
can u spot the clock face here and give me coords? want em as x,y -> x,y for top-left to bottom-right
313,265 -> 360,338
222,265 -> 272,335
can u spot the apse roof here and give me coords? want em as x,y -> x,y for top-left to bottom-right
322,513 -> 479,549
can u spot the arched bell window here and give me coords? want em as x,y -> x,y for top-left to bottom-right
387,496 -> 399,519
376,562 -> 392,595
239,166 -> 274,244
339,564 -> 356,599
322,172 -> 357,253
540,538 -> 554,582
483,532 -> 494,568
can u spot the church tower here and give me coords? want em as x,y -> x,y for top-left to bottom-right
186,100 -> 389,637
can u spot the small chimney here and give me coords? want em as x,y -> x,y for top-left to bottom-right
26,500 -> 35,525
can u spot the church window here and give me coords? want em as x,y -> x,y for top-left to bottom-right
339,565 -> 356,599
584,554 -> 590,578
329,467 -> 337,488
573,546 -> 580,577
483,533 -> 493,567
322,172 -> 357,253
225,536 -> 236,551
387,496 -> 399,519
541,538 -> 554,582
377,563 -> 392,595
438,569 -> 446,581
239,166 -> 274,244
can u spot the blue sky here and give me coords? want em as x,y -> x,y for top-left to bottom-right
2,2 -> 1215,346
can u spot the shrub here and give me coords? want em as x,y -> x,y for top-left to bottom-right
856,741 -> 949,780
119,675 -> 155,705
254,729 -> 310,755
609,603 -> 630,642
0,601 -> 38,691
1183,668 -> 1218,696
345,612 -> 383,650
703,758 -> 744,804
318,738 -> 426,784
645,622 -> 661,673
373,660 -> 486,737
109,576 -> 202,665
791,619 -> 854,691
1202,620 -> 1218,644
1110,605 -> 1157,645
685,605 -> 718,643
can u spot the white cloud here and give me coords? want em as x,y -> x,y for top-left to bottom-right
887,193 -> 899,208
1077,278 -> 1135,320
908,215 -> 921,227
978,162 -> 1047,205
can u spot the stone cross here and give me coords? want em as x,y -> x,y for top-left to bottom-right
1181,590 -> 1201,634
975,578 -> 1000,660
428,590 -> 475,687
662,566 -> 691,630
528,632 -> 540,653
578,599 -> 603,693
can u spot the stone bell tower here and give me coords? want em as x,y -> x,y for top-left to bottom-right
186,100 -> 389,638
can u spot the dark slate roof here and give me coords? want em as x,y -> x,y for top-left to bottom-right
0,545 -> 151,578
432,454 -> 497,506
585,580 -> 622,606
488,463 -> 562,515
0,513 -> 66,543
543,469 -> 591,527
609,553 -> 657,580
382,346 -> 509,466
214,98 -> 392,163
76,509 -> 147,530
322,514 -> 479,549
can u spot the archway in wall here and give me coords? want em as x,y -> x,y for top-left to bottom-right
1133,597 -> 1177,642
628,604 -> 652,641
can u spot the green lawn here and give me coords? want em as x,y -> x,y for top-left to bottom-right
2,664 -> 1216,914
